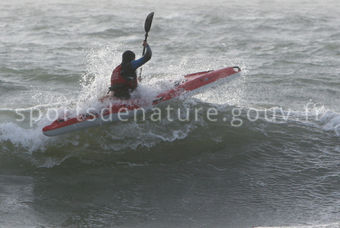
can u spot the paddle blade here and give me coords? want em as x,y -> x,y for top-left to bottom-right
144,12 -> 154,33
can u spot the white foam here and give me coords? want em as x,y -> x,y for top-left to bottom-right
0,122 -> 49,153
319,111 -> 340,136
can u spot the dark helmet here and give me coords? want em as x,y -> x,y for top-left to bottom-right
122,50 -> 135,63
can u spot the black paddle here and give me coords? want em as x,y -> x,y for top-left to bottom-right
138,12 -> 154,81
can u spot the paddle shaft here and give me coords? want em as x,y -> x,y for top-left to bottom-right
139,32 -> 149,79
139,12 -> 154,80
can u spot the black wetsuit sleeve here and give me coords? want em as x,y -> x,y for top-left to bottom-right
130,45 -> 152,70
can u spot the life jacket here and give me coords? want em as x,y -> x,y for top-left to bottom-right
110,64 -> 137,91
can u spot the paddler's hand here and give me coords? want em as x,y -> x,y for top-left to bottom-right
143,41 -> 148,47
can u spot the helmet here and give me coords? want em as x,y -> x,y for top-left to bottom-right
122,50 -> 135,63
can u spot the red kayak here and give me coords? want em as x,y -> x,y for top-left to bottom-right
42,66 -> 241,136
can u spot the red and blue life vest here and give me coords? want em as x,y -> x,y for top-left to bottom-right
110,64 -> 137,90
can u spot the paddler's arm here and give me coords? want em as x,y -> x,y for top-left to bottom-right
130,42 -> 152,70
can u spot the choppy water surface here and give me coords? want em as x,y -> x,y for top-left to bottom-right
0,0 -> 340,227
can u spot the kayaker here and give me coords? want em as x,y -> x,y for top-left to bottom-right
109,41 -> 152,99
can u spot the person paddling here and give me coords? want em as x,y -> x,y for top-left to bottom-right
109,41 -> 152,99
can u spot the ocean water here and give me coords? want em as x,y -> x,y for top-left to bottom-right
1,0 -> 340,227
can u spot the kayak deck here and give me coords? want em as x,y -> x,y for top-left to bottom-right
42,66 -> 241,136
